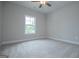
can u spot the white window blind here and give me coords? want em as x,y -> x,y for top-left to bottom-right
25,16 -> 36,34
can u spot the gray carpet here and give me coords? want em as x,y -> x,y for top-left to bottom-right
1,39 -> 79,58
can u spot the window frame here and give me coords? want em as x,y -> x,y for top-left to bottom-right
25,15 -> 36,34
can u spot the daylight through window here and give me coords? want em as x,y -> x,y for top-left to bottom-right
25,16 -> 36,34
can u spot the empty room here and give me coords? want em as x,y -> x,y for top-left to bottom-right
0,1 -> 79,58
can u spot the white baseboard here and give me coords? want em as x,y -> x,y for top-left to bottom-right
48,37 -> 79,46
2,39 -> 28,45
1,37 -> 46,45
2,36 -> 79,46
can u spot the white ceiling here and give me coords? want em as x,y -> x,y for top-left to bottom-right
9,1 -> 73,14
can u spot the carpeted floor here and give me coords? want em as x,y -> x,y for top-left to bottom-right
1,39 -> 79,58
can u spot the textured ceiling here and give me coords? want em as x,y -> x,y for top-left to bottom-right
9,1 -> 72,14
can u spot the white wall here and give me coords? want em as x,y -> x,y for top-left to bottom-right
0,2 -> 2,43
2,2 -> 46,44
47,2 -> 79,44
3,2 -> 79,45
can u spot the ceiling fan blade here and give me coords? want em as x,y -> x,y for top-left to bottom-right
32,1 -> 40,2
46,3 -> 51,7
39,4 -> 42,8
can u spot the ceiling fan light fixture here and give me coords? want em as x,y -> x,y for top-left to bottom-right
32,0 -> 51,8
40,1 -> 47,5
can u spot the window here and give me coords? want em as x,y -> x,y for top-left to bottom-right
25,16 -> 36,34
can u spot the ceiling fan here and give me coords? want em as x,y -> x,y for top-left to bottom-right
32,1 -> 51,8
